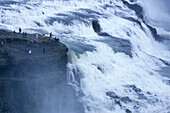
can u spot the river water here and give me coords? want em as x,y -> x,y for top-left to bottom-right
0,0 -> 170,113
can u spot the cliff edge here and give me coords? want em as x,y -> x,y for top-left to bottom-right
0,30 -> 83,113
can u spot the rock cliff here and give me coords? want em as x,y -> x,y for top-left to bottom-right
0,30 -> 83,113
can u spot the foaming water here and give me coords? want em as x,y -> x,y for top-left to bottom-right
0,0 -> 170,113
142,0 -> 170,34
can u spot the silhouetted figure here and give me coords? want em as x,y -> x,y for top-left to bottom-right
1,41 -> 3,47
50,32 -> 52,38
55,38 -> 59,42
43,48 -> 45,54
19,28 -> 22,33
34,40 -> 37,44
13,30 -> 16,33
25,32 -> 27,38
22,32 -> 25,38
27,41 -> 30,47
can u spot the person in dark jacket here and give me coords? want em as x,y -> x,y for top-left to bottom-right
19,28 -> 22,33
43,48 -> 45,54
50,32 -> 52,38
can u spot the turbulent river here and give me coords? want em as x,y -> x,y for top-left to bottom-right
0,0 -> 170,113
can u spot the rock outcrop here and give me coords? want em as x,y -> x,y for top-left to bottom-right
0,30 -> 84,113
91,20 -> 132,57
122,0 -> 143,19
92,20 -> 101,33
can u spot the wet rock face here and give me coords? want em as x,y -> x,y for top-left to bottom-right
92,20 -> 101,33
146,24 -> 161,41
126,109 -> 132,113
122,0 -> 143,19
129,0 -> 137,2
92,20 -> 132,57
0,30 -> 84,113
97,35 -> 132,57
106,85 -> 161,113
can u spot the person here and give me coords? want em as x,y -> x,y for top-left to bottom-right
27,41 -> 30,47
19,28 -> 22,33
55,37 -> 59,42
22,32 -> 25,38
28,49 -> 31,54
43,48 -> 45,54
25,32 -> 27,38
50,32 -> 52,38
36,34 -> 38,39
34,40 -> 37,44
43,34 -> 45,38
13,30 -> 16,33
1,41 -> 3,47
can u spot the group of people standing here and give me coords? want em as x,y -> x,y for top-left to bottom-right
0,28 -> 55,56
12,28 -> 54,55
15,28 -> 53,39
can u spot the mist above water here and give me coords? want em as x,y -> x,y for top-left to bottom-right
143,0 -> 170,33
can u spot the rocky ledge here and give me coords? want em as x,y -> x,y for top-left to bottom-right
0,30 -> 83,113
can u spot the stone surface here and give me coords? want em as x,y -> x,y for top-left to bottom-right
0,30 -> 84,113
97,34 -> 132,57
91,20 -> 132,57
122,0 -> 143,19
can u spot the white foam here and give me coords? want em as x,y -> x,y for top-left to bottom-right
0,0 -> 170,113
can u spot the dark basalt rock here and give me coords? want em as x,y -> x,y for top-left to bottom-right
0,1 -> 19,5
106,91 -> 133,105
91,20 -> 132,57
126,85 -> 142,93
163,79 -> 170,85
97,35 -> 132,57
97,66 -> 104,73
119,1 -> 164,41
47,10 -> 99,26
123,17 -> 142,28
0,30 -> 84,113
106,91 -> 134,112
146,24 -> 161,41
122,0 -> 143,19
125,85 -> 148,100
121,97 -> 132,103
106,85 -> 161,112
106,91 -> 133,103
126,109 -> 132,113
92,20 -> 101,33
106,91 -> 120,99
34,21 -> 43,27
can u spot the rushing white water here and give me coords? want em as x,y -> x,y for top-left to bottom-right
141,0 -> 170,37
0,0 -> 170,113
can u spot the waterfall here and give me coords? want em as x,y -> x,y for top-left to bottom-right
0,0 -> 170,113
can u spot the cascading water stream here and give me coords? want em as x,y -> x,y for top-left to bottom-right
141,0 -> 170,39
